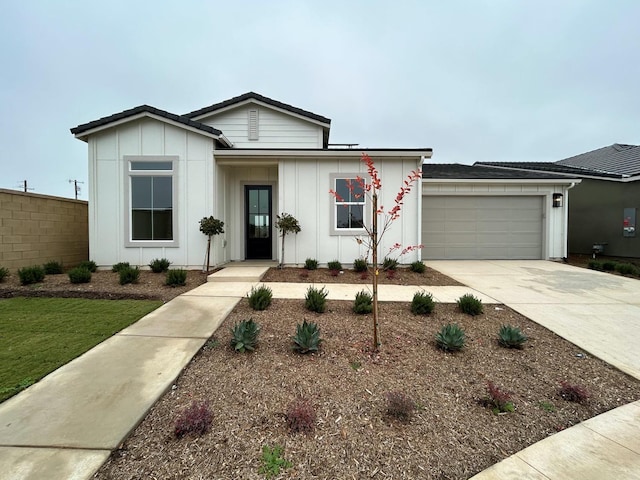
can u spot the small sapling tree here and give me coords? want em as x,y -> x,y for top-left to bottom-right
330,153 -> 422,351
199,216 -> 224,272
275,213 -> 301,268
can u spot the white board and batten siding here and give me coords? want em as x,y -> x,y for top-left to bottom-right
88,117 -> 217,269
421,183 -> 569,260
278,157 -> 422,266
198,106 -> 324,148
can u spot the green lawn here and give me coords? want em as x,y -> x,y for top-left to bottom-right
0,297 -> 162,402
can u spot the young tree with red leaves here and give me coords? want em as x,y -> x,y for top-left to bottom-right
330,153 -> 422,351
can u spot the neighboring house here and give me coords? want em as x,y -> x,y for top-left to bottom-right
71,92 -> 578,267
70,92 -> 430,268
421,164 -> 580,260
476,143 -> 640,258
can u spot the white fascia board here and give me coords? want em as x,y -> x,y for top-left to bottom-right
214,149 -> 432,160
422,178 -> 582,186
191,99 -> 331,128
73,112 -> 222,141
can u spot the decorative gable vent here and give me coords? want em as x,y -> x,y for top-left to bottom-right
248,109 -> 259,140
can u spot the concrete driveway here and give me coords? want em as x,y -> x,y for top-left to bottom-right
428,260 -> 640,380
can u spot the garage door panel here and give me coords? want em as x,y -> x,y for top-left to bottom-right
422,196 -> 543,260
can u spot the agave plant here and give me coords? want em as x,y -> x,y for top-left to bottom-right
292,320 -> 322,354
498,324 -> 527,349
435,323 -> 466,352
230,319 -> 260,353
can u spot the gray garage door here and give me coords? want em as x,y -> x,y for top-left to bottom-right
422,196 -> 543,259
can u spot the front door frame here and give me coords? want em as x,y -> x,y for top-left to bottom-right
244,184 -> 274,260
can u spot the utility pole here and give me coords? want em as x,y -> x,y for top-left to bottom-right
68,179 -> 84,200
18,180 -> 34,193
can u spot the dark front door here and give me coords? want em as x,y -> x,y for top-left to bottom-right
245,185 -> 272,259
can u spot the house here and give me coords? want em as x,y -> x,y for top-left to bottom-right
71,92 -> 432,268
71,92 -> 578,267
476,143 -> 640,258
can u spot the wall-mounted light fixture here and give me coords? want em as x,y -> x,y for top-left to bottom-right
552,193 -> 563,208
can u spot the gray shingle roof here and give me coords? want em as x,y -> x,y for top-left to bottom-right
422,164 -> 576,180
184,91 -> 331,125
475,161 -> 624,179
70,105 -> 223,137
556,143 -> 640,177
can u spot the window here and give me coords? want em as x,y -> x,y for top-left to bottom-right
331,175 -> 366,235
125,156 -> 178,246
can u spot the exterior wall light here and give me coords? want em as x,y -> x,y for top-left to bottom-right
552,193 -> 563,208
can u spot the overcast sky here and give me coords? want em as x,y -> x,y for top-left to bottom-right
1,0 -> 638,199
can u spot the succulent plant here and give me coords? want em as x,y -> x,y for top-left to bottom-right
435,323 -> 466,352
292,320 -> 322,353
230,319 -> 261,353
498,324 -> 527,349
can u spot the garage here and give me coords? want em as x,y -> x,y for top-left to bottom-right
422,195 -> 544,259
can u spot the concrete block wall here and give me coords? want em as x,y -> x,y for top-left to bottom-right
0,189 -> 88,270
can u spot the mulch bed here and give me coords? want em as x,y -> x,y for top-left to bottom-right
94,298 -> 640,480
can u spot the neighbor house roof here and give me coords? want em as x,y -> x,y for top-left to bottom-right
475,143 -> 640,180
422,164 -> 579,181
70,105 -> 228,143
184,91 -> 332,125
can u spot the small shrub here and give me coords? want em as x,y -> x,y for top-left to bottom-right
485,380 -> 515,414
615,263 -> 637,276
382,257 -> 398,271
587,260 -> 603,271
292,320 -> 322,353
359,271 -> 369,280
457,293 -> 483,316
353,290 -> 373,314
410,261 -> 426,273
174,400 -> 213,438
68,267 -> 92,284
411,290 -> 435,315
353,258 -> 368,272
304,258 -> 318,270
327,259 -> 342,271
285,398 -> 316,434
498,325 -> 527,349
248,285 -> 273,310
166,269 -> 187,286
538,401 -> 556,412
78,260 -> 97,273
259,444 -> 292,479
111,262 -> 130,273
435,323 -> 465,352
602,261 -> 617,271
43,261 -> 63,275
230,319 -> 260,353
385,390 -> 416,422
299,270 -> 309,279
17,265 -> 45,285
119,266 -> 140,285
0,267 -> 8,283
386,269 -> 396,280
305,286 -> 328,313
149,258 -> 171,273
329,269 -> 340,277
559,380 -> 590,403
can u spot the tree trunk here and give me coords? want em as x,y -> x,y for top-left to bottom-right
372,192 -> 380,351
205,235 -> 212,273
280,232 -> 285,269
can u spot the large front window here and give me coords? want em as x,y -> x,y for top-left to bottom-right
125,156 -> 177,246
332,176 -> 366,233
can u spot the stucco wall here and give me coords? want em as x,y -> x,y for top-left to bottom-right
568,179 -> 639,258
0,189 -> 88,269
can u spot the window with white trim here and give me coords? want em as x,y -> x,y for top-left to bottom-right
125,156 -> 178,246
331,175 -> 366,235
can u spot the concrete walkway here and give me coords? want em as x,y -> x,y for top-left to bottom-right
428,260 -> 640,480
1,260 -> 639,479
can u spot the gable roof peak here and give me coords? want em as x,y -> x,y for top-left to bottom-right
184,91 -> 331,125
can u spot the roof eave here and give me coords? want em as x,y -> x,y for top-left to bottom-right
422,178 -> 582,185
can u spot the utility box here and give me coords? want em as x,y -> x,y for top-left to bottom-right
623,208 -> 636,237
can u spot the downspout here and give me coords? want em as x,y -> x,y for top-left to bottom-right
418,156 -> 425,261
563,182 -> 577,259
